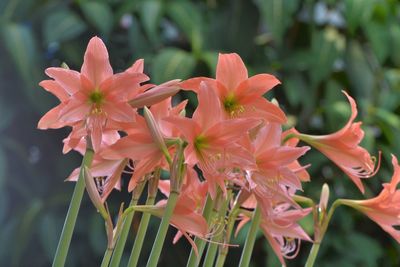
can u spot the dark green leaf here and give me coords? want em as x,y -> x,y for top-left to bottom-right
43,9 -> 87,44
345,40 -> 374,101
344,0 -> 375,34
166,1 -> 203,54
140,0 -> 163,45
80,1 -> 114,38
254,0 -> 300,45
364,21 -> 389,63
151,48 -> 196,84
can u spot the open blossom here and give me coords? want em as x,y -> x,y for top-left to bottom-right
296,91 -> 379,193
165,81 -> 260,198
100,97 -> 187,192
38,37 -> 149,151
236,201 -> 311,266
181,53 -> 286,123
243,123 -> 310,196
343,155 -> 400,243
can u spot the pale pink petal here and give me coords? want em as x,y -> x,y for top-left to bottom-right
192,82 -> 223,131
39,80 -> 69,101
45,67 -> 81,95
38,105 -> 66,129
216,53 -> 248,91
235,74 -> 281,104
127,59 -> 144,73
81,36 -> 113,86
102,102 -> 135,122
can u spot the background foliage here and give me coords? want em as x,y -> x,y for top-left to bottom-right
1,0 -> 400,266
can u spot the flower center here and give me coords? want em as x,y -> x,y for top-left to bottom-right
223,94 -> 244,117
89,90 -> 104,105
89,90 -> 105,115
194,135 -> 208,152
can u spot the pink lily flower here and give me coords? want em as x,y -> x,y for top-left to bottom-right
38,36 -> 149,151
343,155 -> 400,243
181,53 -> 286,123
296,91 -> 380,193
165,81 -> 260,198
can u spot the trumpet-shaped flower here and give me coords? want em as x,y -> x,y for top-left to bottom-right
165,82 -> 260,197
296,91 -> 379,193
343,155 -> 400,243
38,37 -> 149,151
236,202 -> 311,266
241,123 -> 309,201
181,53 -> 286,123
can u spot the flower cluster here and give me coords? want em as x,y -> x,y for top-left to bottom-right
40,37 -> 398,267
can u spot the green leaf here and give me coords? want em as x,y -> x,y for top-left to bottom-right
345,40 -> 374,101
283,73 -> 307,108
39,215 -> 59,261
201,51 -> 218,75
128,15 -> 152,57
151,48 -> 196,84
310,27 -> 344,87
345,232 -> 383,266
389,23 -> 400,67
12,200 -> 42,266
80,1 -> 114,37
364,21 -> 389,63
1,23 -> 54,113
254,0 -> 300,45
89,214 -> 108,255
43,9 -> 87,44
166,1 -> 203,54
140,0 -> 163,45
344,0 -> 375,35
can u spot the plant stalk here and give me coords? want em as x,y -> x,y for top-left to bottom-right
127,196 -> 155,267
52,145 -> 94,267
186,194 -> 213,267
238,205 -> 261,267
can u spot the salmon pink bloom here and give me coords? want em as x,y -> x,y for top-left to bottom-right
296,91 -> 379,193
342,155 -> 400,243
101,98 -> 187,192
236,202 -> 311,266
38,37 -> 149,151
181,53 -> 286,123
242,123 -> 309,201
135,168 -> 208,254
165,82 -> 260,198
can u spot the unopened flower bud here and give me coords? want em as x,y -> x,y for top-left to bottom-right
129,80 -> 181,108
319,183 -> 330,213
143,106 -> 170,159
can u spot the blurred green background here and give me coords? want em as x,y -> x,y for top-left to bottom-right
1,0 -> 400,266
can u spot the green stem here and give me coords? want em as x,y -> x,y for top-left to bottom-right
304,243 -> 320,267
202,191 -> 231,267
215,200 -> 241,267
305,199 -> 343,267
109,187 -> 144,267
146,191 -> 180,267
127,196 -> 156,267
101,248 -> 113,267
52,147 -> 94,267
238,205 -> 261,267
186,195 -> 213,267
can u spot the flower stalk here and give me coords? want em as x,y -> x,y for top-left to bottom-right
146,143 -> 186,267
238,205 -> 261,267
127,169 -> 160,267
202,190 -> 232,267
52,142 -> 94,267
186,195 -> 214,267
109,181 -> 145,267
